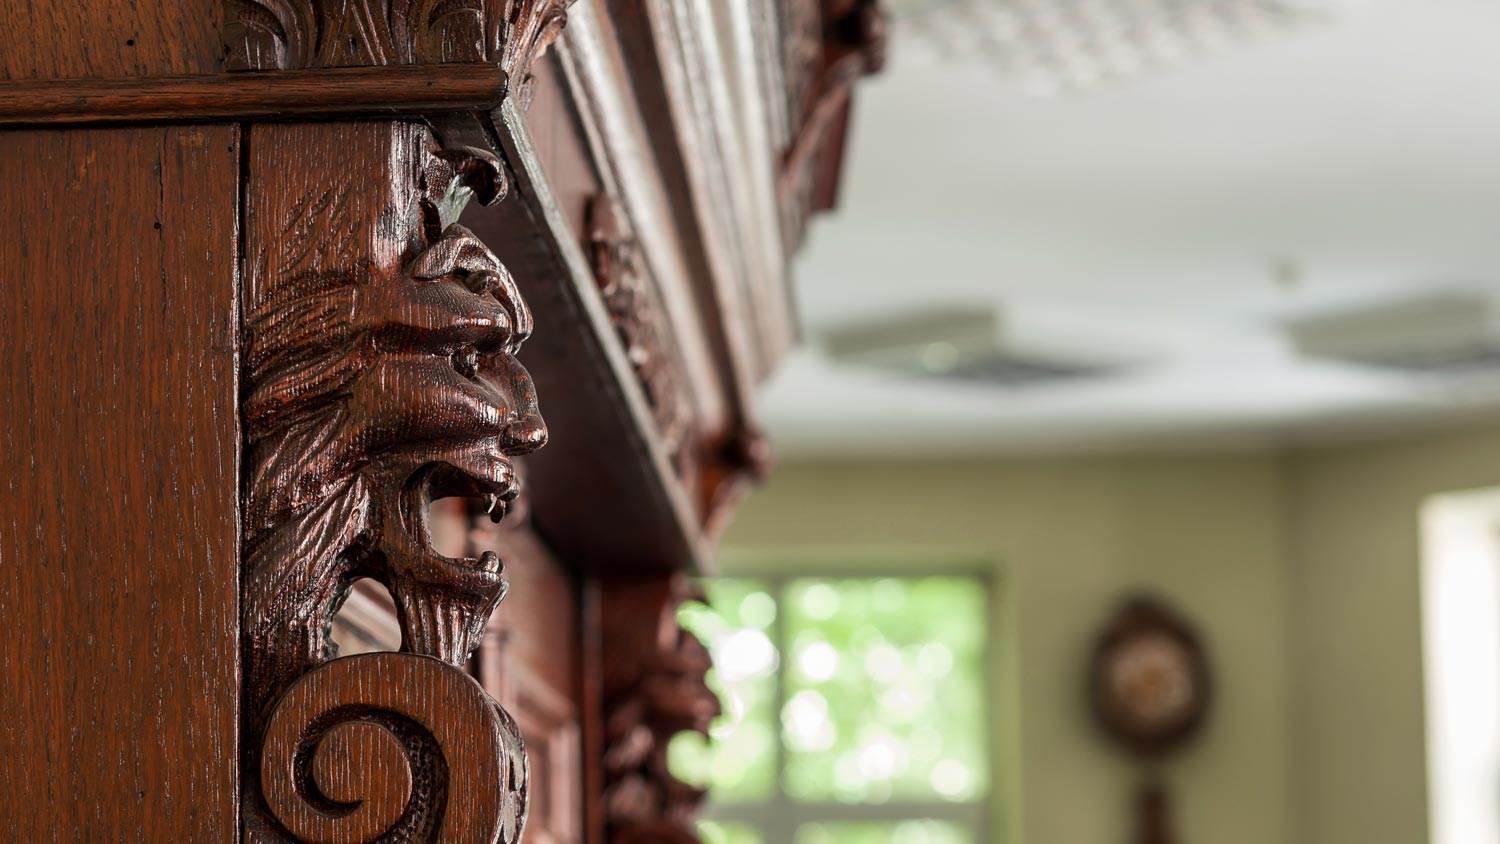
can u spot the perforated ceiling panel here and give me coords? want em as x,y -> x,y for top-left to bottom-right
892,0 -> 1326,94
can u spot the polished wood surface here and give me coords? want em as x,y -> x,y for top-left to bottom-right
0,0 -> 222,80
0,64 -> 507,126
0,125 -> 241,840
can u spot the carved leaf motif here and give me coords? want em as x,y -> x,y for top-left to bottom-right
223,0 -> 577,110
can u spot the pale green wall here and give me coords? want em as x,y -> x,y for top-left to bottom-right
1284,426 -> 1500,844
721,455 -> 1296,844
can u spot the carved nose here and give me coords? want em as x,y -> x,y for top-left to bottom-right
502,415 -> 547,454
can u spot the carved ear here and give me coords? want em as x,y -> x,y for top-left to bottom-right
436,145 -> 507,207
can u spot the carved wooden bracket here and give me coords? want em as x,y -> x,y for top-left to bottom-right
779,0 -> 888,248
224,0 -> 576,107
599,577 -> 721,844
240,121 -> 545,844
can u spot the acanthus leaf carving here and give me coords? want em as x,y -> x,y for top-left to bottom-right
224,0 -> 576,111
241,122 -> 543,844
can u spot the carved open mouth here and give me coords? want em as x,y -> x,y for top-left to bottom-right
401,451 -> 518,589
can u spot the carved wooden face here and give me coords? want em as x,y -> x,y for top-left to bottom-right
348,223 -> 548,599
242,216 -> 547,667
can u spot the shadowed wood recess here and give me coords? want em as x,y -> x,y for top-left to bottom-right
779,0 -> 888,251
239,119 -> 544,844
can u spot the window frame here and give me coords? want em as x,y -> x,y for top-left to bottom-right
693,565 -> 999,844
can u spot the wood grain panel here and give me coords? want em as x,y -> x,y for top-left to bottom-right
0,0 -> 223,80
0,126 -> 240,841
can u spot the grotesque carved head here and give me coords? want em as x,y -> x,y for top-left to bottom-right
241,144 -> 546,711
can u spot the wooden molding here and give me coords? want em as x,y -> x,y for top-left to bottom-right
0,64 -> 506,127
239,120 -> 545,843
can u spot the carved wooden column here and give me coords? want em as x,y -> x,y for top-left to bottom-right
239,120 -> 548,843
226,3 -> 574,841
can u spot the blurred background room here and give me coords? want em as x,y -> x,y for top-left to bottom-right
669,2 -> 1500,843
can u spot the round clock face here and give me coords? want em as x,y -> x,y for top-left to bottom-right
1103,631 -> 1198,732
1090,599 -> 1209,758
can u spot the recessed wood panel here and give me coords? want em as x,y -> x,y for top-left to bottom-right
0,126 -> 240,842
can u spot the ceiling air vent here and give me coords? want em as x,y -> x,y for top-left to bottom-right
819,307 -> 1134,387
1285,292 -> 1500,375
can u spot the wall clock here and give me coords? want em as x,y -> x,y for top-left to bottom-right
1088,596 -> 1212,844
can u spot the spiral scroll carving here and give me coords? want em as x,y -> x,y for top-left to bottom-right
252,653 -> 528,844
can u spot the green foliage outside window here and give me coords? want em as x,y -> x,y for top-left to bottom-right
671,573 -> 990,841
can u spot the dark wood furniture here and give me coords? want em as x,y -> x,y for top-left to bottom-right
0,0 -> 881,841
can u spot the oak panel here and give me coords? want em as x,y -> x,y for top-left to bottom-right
0,126 -> 241,841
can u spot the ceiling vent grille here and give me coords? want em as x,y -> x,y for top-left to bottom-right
820,307 -> 1134,387
892,0 -> 1328,94
1285,292 -> 1500,377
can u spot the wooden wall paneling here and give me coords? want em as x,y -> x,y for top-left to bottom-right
239,118 -> 543,843
0,125 -> 241,841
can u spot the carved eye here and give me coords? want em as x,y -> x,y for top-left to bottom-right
452,344 -> 480,379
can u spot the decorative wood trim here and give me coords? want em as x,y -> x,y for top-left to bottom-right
240,120 -> 545,843
224,0 -> 574,107
0,65 -> 505,127
599,577 -> 720,844
551,9 -> 729,434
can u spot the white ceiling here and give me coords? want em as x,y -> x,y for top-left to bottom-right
761,0 -> 1500,456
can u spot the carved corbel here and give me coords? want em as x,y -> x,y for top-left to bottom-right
600,577 -> 722,844
779,0 -> 888,248
224,0 -> 575,108
240,121 -> 544,844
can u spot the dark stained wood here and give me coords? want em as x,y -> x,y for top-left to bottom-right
223,0 -> 573,109
240,119 -> 544,843
258,652 -> 528,844
0,125 -> 240,841
521,54 -> 604,239
0,64 -> 507,126
0,0 -> 880,840
0,0 -> 224,80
